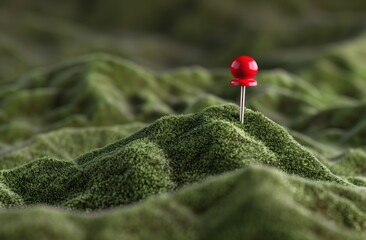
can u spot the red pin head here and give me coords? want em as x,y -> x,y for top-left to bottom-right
230,56 -> 258,87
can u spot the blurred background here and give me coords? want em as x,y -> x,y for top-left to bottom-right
1,0 -> 366,80
1,0 -> 366,153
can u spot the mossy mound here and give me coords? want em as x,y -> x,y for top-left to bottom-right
1,2 -> 366,239
295,33 -> 366,99
248,70 -> 346,125
0,54 -> 215,148
2,31 -> 366,150
0,104 -> 353,212
293,102 -> 366,145
0,166 -> 365,240
0,123 -> 145,170
211,66 -> 356,128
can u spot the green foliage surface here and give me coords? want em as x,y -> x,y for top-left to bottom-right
0,105 -> 366,239
1,1 -> 366,239
0,166 -> 365,240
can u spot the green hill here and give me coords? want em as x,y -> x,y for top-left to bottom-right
1,166 -> 365,240
0,123 -> 145,170
0,58 -> 366,237
1,1 -> 366,238
0,104 -> 346,210
0,54 -> 220,148
0,105 -> 365,239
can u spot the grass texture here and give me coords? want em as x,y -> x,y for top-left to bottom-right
0,105 -> 365,239
0,54 -> 217,148
1,2 -> 366,237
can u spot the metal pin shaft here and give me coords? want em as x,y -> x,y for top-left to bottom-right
239,86 -> 246,124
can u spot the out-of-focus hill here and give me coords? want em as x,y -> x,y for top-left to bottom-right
0,54 -> 223,148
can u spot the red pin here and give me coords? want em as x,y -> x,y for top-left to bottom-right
230,56 -> 258,124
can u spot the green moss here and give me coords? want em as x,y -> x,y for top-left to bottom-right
0,105 -> 363,239
0,104 -> 349,211
0,166 -> 365,240
295,34 -> 366,99
249,70 -> 349,125
293,102 -> 366,145
0,54 -> 217,148
1,2 -> 366,239
0,123 -> 145,169
327,149 -> 366,177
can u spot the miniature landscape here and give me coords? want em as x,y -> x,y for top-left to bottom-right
1,1 -> 366,239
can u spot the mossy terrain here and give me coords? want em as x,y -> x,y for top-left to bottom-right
0,105 -> 366,239
0,105 -> 339,208
0,48 -> 366,238
0,44 -> 366,238
1,166 -> 365,240
0,54 -> 217,148
0,123 -> 145,170
1,1 -> 366,239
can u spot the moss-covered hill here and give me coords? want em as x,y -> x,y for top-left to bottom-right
0,54 -> 224,148
3,35 -> 366,150
0,123 -> 145,170
1,166 -> 365,240
1,2 -> 366,238
0,105 -> 365,239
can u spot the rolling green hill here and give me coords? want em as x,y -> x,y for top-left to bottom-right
1,1 -> 366,239
0,105 -> 365,239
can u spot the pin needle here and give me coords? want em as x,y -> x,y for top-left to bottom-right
230,56 -> 258,124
